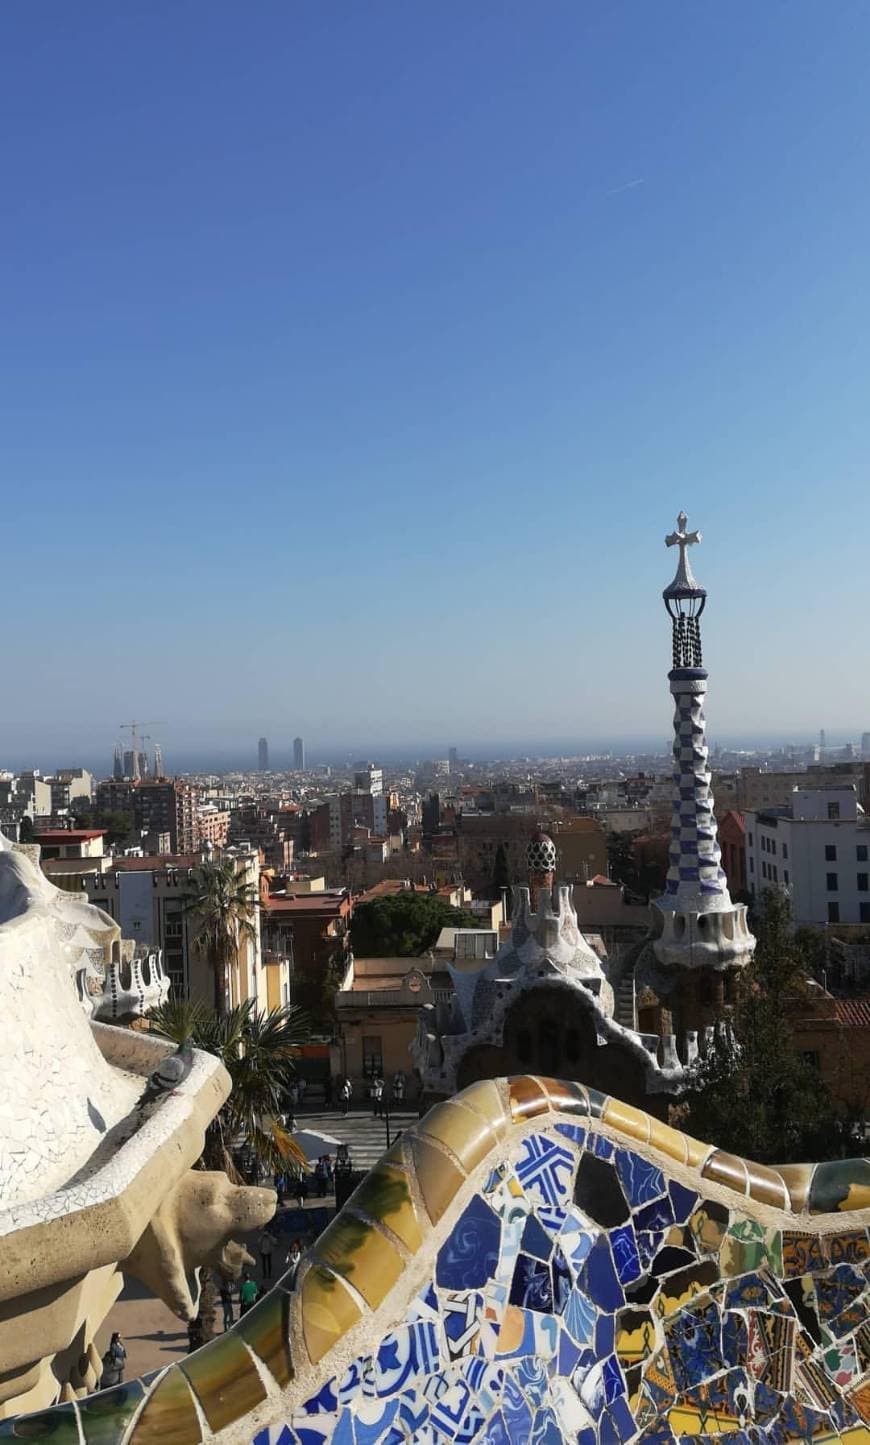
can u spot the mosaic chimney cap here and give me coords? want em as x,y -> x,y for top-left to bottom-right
527,829 -> 557,875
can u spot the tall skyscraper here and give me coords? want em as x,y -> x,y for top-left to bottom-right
448,746 -> 459,773
258,737 -> 269,772
113,744 -> 123,780
293,736 -> 305,771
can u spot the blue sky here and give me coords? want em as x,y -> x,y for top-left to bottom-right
2,2 -> 869,770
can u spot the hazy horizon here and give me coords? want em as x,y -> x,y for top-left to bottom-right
3,729 -> 864,781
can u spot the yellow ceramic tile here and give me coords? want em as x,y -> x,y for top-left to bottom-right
348,1163 -> 423,1252
743,1160 -> 789,1210
455,1078 -> 510,1138
602,1096 -> 651,1146
539,1077 -> 590,1117
778,1163 -> 812,1214
300,1265 -> 364,1365
689,1205 -> 728,1254
315,1212 -> 405,1309
655,1276 -> 707,1320
418,1100 -> 497,1173
411,1136 -> 466,1224
507,1075 -> 550,1122
130,1366 -> 202,1444
701,1149 -> 749,1197
180,1332 -> 267,1435
646,1115 -> 690,1166
495,1305 -> 526,1356
234,1284 -> 294,1387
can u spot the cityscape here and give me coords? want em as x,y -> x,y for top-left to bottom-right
2,4 -> 870,1444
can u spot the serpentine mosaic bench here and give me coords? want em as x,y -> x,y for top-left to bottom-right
3,1076 -> 869,1443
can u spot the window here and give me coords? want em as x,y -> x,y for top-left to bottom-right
362,1036 -> 383,1075
861,903 -> 870,924
772,865 -> 778,882
749,857 -> 754,874
827,872 -> 838,891
783,843 -> 788,860
828,901 -> 840,923
828,801 -> 840,820
771,839 -> 777,856
858,874 -> 869,893
858,845 -> 868,862
784,869 -> 789,886
825,844 -> 837,861
748,832 -> 753,847
801,1050 -> 821,1069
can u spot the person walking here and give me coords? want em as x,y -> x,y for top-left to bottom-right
340,1077 -> 352,1115
100,1333 -> 126,1389
297,1076 -> 306,1107
219,1281 -> 235,1331
259,1228 -> 275,1280
239,1272 -> 259,1317
392,1069 -> 406,1105
294,1171 -> 307,1208
371,1074 -> 384,1118
284,1239 -> 303,1291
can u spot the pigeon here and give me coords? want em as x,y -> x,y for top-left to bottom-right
137,1038 -> 194,1109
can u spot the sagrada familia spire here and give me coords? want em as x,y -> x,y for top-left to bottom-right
652,511 -> 755,972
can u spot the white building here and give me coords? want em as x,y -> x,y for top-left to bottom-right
745,785 -> 870,926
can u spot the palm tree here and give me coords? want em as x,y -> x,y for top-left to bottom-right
147,996 -> 312,1178
184,860 -> 257,1016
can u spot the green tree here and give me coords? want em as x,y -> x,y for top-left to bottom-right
351,892 -> 479,957
147,996 -> 311,1179
684,890 -> 851,1163
184,860 -> 257,1016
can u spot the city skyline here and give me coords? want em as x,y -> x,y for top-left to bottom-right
2,4 -> 869,755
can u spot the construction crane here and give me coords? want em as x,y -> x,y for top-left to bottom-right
119,721 -> 168,781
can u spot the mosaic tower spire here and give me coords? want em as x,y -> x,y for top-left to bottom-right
652,513 -> 755,971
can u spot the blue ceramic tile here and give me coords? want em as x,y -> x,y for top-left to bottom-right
562,1285 -> 598,1345
516,1356 -> 548,1408
555,1122 -> 586,1146
668,1179 -> 698,1221
584,1235 -> 624,1311
510,1253 -> 554,1311
558,1330 -> 582,1376
610,1224 -> 642,1285
596,1312 -> 615,1355
522,1213 -> 554,1261
481,1412 -> 511,1445
608,1395 -> 640,1442
301,1378 -> 338,1415
351,1399 -> 399,1445
502,1376 -> 532,1439
591,1134 -> 614,1160
436,1193 -> 501,1290
530,1405 -> 562,1444
615,1149 -> 665,1208
516,1134 -> 576,1209
551,1246 -> 572,1313
602,1354 -> 625,1403
634,1195 -> 675,1233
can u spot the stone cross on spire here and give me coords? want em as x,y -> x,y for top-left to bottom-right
665,511 -> 703,594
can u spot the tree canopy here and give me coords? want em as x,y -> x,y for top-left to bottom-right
147,996 -> 311,1178
683,890 -> 860,1163
351,891 -> 479,957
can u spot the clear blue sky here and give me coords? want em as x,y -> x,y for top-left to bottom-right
3,2 -> 869,770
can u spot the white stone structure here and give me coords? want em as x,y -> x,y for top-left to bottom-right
652,512 -> 755,971
0,834 -> 274,1416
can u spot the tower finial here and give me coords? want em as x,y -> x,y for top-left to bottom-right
664,511 -> 703,596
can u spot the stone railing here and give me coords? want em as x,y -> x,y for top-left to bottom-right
6,1076 -> 870,1442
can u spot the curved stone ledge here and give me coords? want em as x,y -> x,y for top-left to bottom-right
4,1076 -> 870,1442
